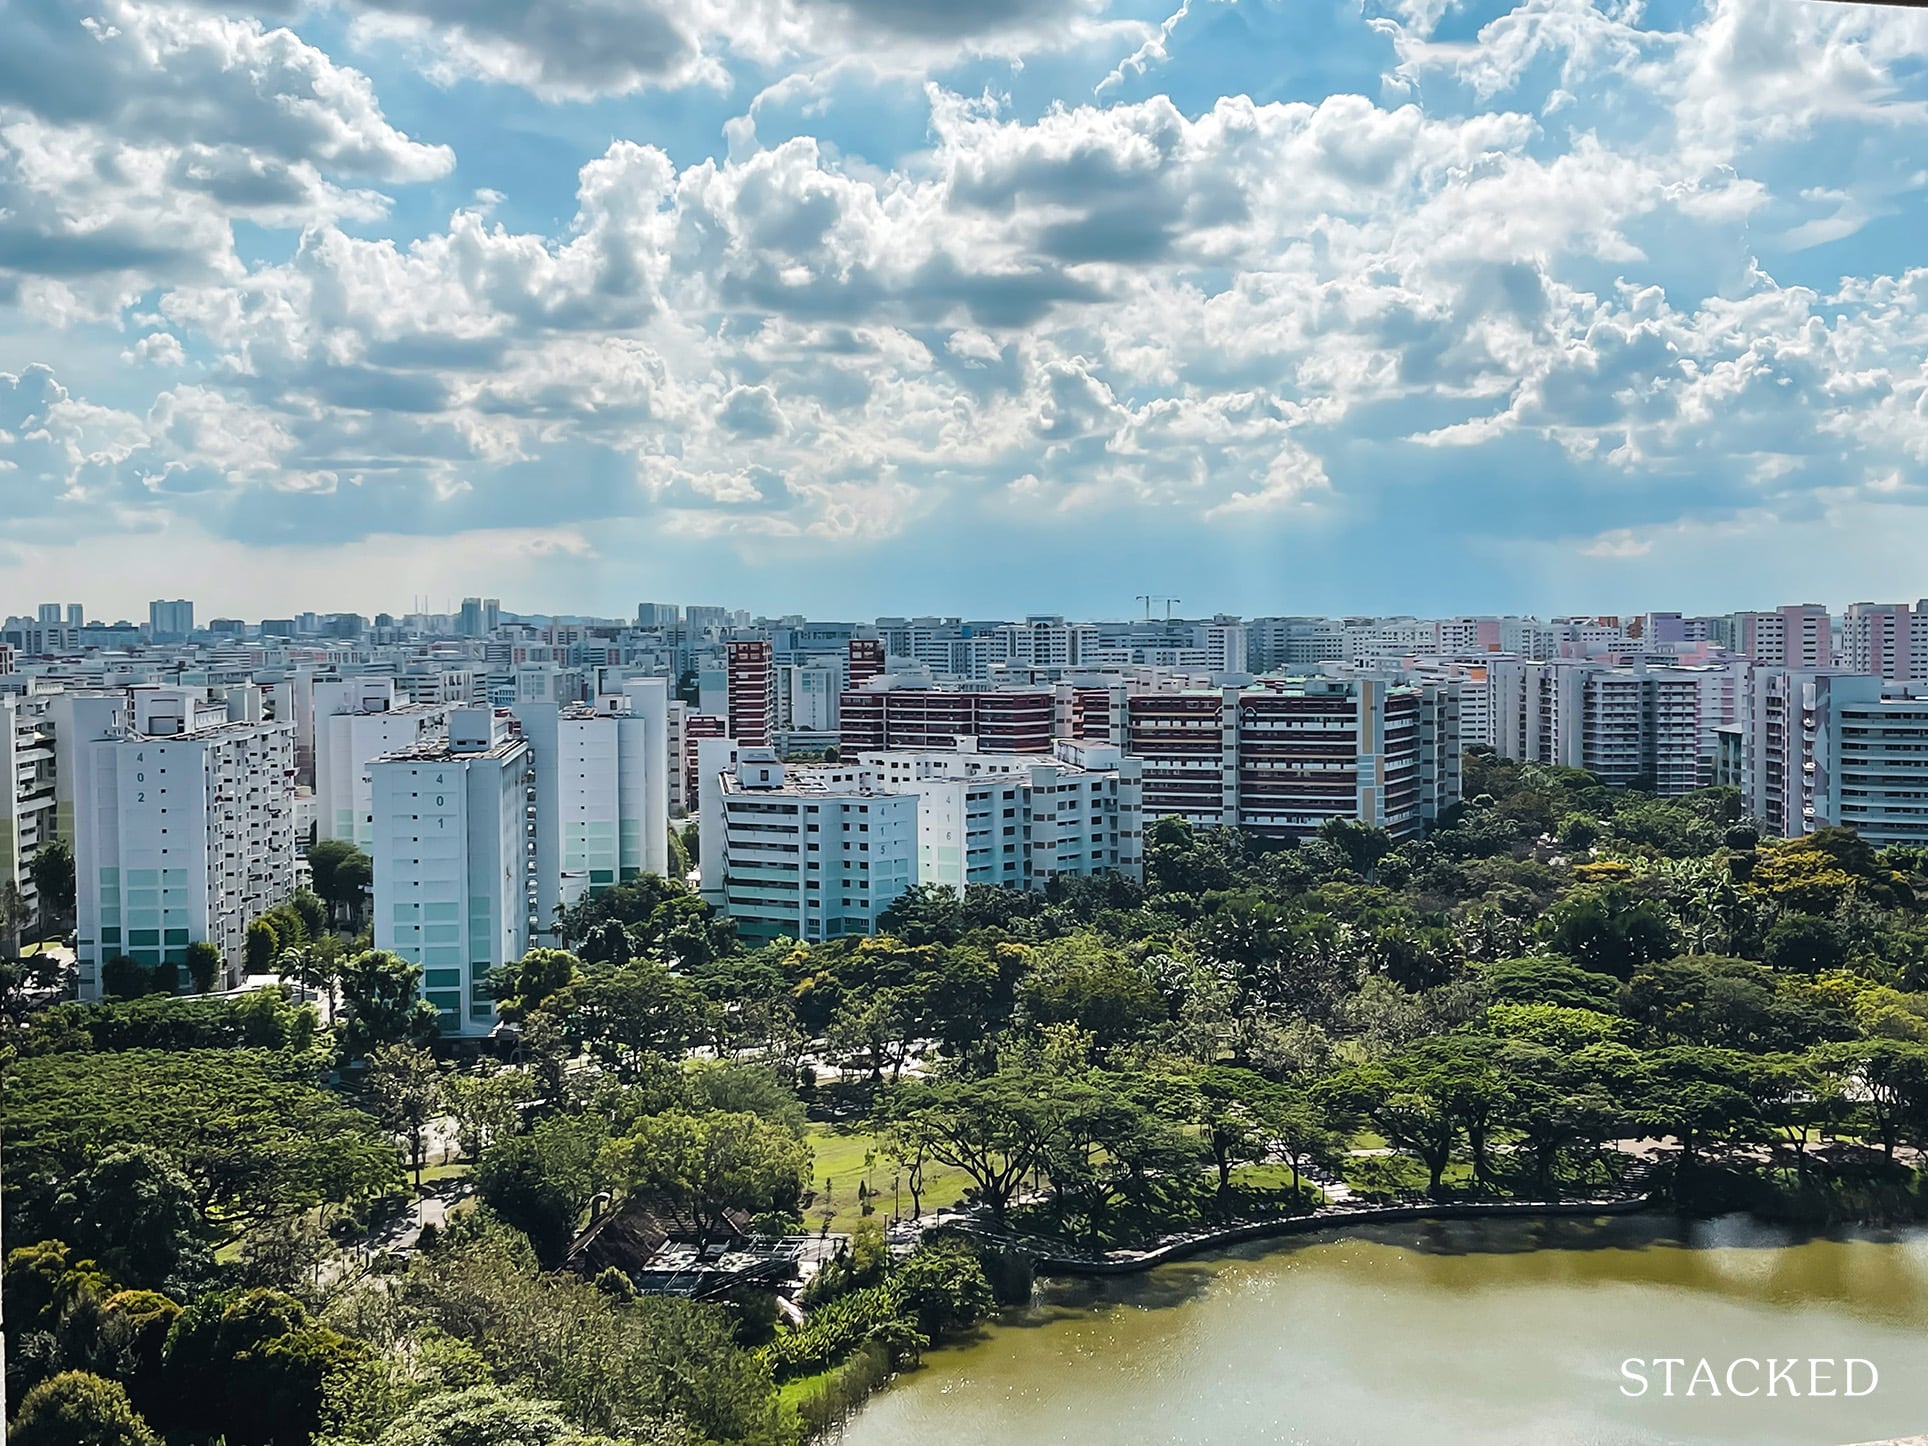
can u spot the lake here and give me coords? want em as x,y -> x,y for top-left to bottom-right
839,1215 -> 1928,1446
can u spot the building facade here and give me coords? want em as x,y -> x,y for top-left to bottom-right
698,744 -> 917,947
1121,677 -> 1458,840
74,709 -> 296,998
370,708 -> 535,1036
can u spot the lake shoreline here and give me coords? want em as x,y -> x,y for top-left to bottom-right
839,1214 -> 1928,1446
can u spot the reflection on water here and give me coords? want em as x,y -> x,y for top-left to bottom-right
839,1215 -> 1928,1446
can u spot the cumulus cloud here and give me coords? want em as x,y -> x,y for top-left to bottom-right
6,0 -> 1928,608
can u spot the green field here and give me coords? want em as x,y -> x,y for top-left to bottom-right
804,1124 -> 974,1234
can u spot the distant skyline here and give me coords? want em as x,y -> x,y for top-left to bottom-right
5,0 -> 1928,615
20,583 -> 1926,628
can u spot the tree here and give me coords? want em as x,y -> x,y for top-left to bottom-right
884,1071 -> 1065,1226
184,940 -> 222,994
1018,935 -> 1165,1054
576,960 -> 709,1079
370,1386 -> 625,1446
1322,1055 -> 1461,1199
367,1043 -> 449,1190
6,1050 -> 402,1234
605,1110 -> 810,1238
161,1289 -> 368,1446
99,955 -> 159,1000
0,879 -> 29,952
52,1145 -> 212,1295
286,889 -> 329,942
1317,818 -> 1394,879
340,950 -> 440,1060
1542,884 -> 1676,979
275,936 -> 344,1024
487,947 -> 585,1024
474,1114 -> 610,1268
9,1372 -> 160,1446
877,884 -> 965,947
28,836 -> 76,928
308,839 -> 373,929
245,917 -> 281,976
1182,1067 -> 1274,1211
1763,913 -> 1850,975
444,1067 -> 529,1162
889,1244 -> 995,1340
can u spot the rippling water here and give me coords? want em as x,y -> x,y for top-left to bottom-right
839,1215 -> 1928,1446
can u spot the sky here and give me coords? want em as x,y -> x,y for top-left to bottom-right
4,0 -> 1928,624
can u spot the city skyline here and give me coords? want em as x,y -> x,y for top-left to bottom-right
5,0 -> 1928,617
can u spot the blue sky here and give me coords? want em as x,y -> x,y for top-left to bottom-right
4,0 -> 1928,622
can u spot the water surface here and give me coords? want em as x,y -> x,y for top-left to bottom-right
842,1215 -> 1928,1446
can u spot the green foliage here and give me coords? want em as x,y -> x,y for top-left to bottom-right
366,1043 -> 449,1190
340,950 -> 440,1060
1542,884 -> 1676,980
183,940 -> 222,994
27,836 -> 76,921
555,875 -> 734,972
1477,956 -> 1622,1012
162,1288 -> 369,1446
5,1049 -> 401,1236
474,1115 -> 611,1268
9,1371 -> 160,1446
308,839 -> 373,926
49,1146 -> 211,1295
604,1110 -> 810,1236
29,988 -> 313,1054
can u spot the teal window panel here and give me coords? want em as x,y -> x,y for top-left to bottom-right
426,990 -> 461,1013
423,924 -> 461,945
425,968 -> 462,988
127,928 -> 160,946
164,929 -> 190,945
590,869 -> 615,884
127,870 -> 158,886
130,950 -> 159,966
470,1003 -> 494,1020
100,927 -> 120,943
425,946 -> 461,968
423,902 -> 460,922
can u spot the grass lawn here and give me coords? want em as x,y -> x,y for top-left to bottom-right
1349,1129 -> 1391,1152
804,1124 -> 973,1234
414,1161 -> 474,1188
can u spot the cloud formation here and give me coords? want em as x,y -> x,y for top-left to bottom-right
3,0 -> 1928,616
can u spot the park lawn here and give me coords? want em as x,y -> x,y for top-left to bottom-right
804,1123 -> 973,1234
1349,1129 -> 1391,1152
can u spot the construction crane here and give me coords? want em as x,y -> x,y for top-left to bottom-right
1136,595 -> 1182,622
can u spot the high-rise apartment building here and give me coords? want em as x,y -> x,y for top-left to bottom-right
1122,677 -> 1458,840
1742,671 -> 1928,845
73,705 -> 296,998
697,744 -> 917,947
0,697 -> 57,943
514,679 -> 669,927
313,679 -> 448,847
370,708 -> 535,1036
456,598 -> 502,639
684,714 -> 728,811
1844,602 -> 1928,684
1489,658 -> 1742,793
727,639 -> 777,747
848,638 -> 886,689
1738,605 -> 1832,669
857,740 -> 1144,892
147,599 -> 195,643
840,682 -> 1056,754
